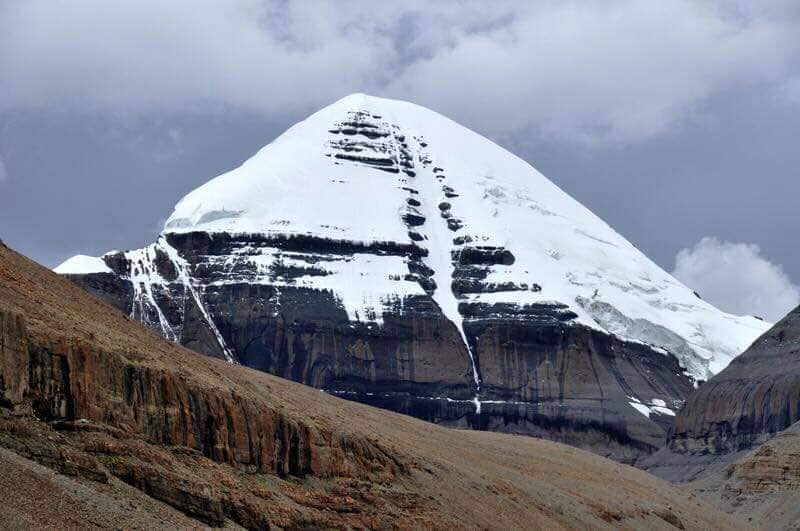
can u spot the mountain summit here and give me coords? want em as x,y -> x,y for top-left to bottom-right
57,93 -> 768,460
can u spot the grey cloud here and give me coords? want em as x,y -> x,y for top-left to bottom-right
387,2 -> 800,143
1,1 -> 799,144
0,0 -> 798,305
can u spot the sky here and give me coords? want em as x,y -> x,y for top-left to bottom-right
0,0 -> 798,321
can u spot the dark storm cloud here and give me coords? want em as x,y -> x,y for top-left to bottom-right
0,0 -> 799,319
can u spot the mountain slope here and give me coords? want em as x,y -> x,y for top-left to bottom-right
57,93 -> 768,461
687,420 -> 800,530
0,240 -> 740,528
643,304 -> 800,482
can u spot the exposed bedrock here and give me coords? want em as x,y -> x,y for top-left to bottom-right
199,290 -> 691,462
677,306 -> 800,453
0,307 -> 405,481
464,311 -> 692,462
61,272 -> 133,315
642,305 -> 800,481
64,232 -> 696,462
205,285 -> 476,400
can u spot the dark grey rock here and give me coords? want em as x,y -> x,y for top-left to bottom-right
62,232 -> 696,463
643,305 -> 800,478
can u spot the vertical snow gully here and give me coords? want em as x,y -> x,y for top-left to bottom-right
384,116 -> 483,414
452,245 -> 482,415
127,245 -> 178,343
158,237 -> 237,364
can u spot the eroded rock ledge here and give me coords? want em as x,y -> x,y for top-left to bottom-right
669,306 -> 800,456
61,231 -> 698,463
0,308 -> 415,527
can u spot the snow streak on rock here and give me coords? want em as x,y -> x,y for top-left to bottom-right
159,238 -> 236,364
323,106 -> 484,410
628,396 -> 678,418
57,93 -> 770,383
125,244 -> 178,343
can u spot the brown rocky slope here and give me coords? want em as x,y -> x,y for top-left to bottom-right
0,240 -> 735,529
681,420 -> 800,530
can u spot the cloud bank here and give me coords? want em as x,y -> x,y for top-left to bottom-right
672,237 -> 800,322
1,1 -> 799,143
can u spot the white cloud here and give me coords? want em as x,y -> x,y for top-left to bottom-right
672,237 -> 800,322
0,156 -> 7,182
0,1 -> 798,143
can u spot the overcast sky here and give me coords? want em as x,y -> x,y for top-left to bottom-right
1,0 -> 798,321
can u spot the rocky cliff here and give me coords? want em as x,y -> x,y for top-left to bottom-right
669,305 -> 800,455
57,93 -> 768,462
642,304 -> 800,483
65,231 -> 698,462
0,241 -> 740,529
673,420 -> 800,530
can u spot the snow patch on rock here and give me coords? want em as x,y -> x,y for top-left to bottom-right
60,93 -> 770,381
628,396 -> 678,418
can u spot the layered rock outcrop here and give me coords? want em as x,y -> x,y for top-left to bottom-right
58,94 -> 767,462
675,421 -> 800,530
642,305 -> 800,485
2,307 -> 406,480
669,305 -> 800,456
66,231 -> 695,462
0,243 -> 418,527
0,241 -> 739,529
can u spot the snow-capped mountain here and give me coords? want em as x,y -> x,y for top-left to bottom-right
56,94 -> 769,461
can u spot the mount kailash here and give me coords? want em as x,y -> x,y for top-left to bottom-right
56,94 -> 769,462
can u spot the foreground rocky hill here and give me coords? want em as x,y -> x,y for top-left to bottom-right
688,420 -> 800,530
643,304 -> 800,482
0,240 -> 738,528
636,303 -> 800,529
56,94 -> 767,462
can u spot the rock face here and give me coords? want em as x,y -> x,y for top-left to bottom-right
725,422 -> 800,495
0,241 -> 740,529
664,305 -> 800,458
642,305 -> 800,485
57,93 -> 768,462
2,309 -> 386,482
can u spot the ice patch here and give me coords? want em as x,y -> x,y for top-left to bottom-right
577,296 -> 704,377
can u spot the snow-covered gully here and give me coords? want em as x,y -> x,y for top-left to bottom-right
159,237 -> 237,364
126,245 -> 178,342
56,93 -> 770,402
